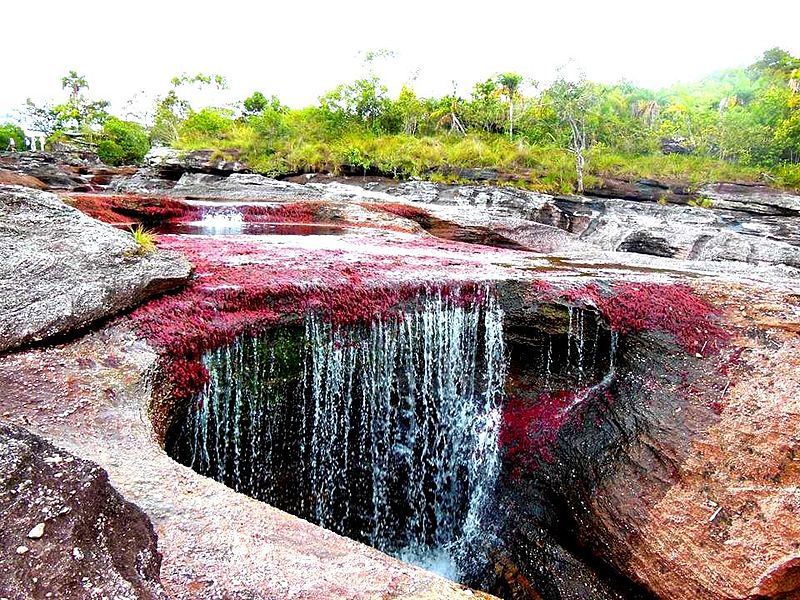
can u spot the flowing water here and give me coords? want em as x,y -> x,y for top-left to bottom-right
154,208 -> 347,236
167,285 -> 507,583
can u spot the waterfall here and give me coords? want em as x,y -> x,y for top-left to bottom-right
198,207 -> 244,232
175,285 -> 506,582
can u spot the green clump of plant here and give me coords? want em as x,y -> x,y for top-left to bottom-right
0,123 -> 25,151
97,118 -> 150,165
688,197 -> 715,208
129,224 -> 157,255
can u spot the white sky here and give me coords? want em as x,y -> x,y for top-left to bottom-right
3,0 -> 800,124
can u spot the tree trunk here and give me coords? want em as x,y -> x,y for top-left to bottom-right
509,101 -> 514,141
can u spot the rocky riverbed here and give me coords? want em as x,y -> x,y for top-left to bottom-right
1,150 -> 799,599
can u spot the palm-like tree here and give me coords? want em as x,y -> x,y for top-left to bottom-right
497,72 -> 524,141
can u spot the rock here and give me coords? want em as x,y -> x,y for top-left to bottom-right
660,137 -> 693,155
0,186 -> 192,353
699,182 -> 800,216
144,147 -> 250,180
0,423 -> 166,599
0,169 -> 48,190
584,177 -> 693,204
27,522 -> 45,539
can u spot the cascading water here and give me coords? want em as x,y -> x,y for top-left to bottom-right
167,285 -> 507,584
197,207 -> 244,233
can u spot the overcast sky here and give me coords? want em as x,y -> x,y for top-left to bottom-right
4,0 -> 800,124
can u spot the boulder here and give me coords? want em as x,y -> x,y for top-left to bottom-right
0,169 -> 47,190
0,423 -> 166,599
144,147 -> 250,180
660,137 -> 693,155
0,186 -> 192,352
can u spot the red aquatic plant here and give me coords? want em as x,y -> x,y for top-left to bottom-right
499,384 -> 615,473
561,282 -> 729,356
66,193 -> 197,224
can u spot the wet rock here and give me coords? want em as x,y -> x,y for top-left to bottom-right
0,423 -> 166,599
0,186 -> 192,352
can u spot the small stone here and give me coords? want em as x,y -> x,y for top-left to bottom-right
16,545 -> 29,555
28,522 -> 45,539
72,547 -> 84,561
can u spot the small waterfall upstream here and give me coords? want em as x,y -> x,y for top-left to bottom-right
167,286 -> 507,582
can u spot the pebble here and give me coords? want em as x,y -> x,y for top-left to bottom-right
16,545 -> 29,555
28,522 -> 45,539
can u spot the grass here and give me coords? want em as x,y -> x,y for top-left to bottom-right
130,224 -> 157,255
174,124 -> 797,194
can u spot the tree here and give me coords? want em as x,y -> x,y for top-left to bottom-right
0,123 -> 25,151
96,118 -> 150,165
150,73 -> 228,145
24,71 -> 109,136
496,72 -> 524,141
549,76 -> 596,193
319,76 -> 390,132
432,84 -> 466,136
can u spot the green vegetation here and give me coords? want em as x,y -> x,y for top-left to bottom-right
0,123 -> 25,151
129,224 -> 157,254
13,49 -> 800,190
166,47 -> 800,192
97,118 -> 150,165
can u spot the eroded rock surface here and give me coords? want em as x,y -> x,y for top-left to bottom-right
0,186 -> 191,352
0,422 -> 166,599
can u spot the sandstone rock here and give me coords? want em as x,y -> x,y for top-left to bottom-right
0,423 -> 166,599
144,147 -> 250,180
0,169 -> 47,190
0,186 -> 192,352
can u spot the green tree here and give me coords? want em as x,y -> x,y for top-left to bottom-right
96,118 -> 150,165
496,72 -> 524,141
0,123 -> 25,151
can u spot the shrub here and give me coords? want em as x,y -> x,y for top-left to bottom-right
180,108 -> 234,138
97,118 -> 150,165
0,123 -> 25,151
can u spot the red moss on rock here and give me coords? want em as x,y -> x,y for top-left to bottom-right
560,282 -> 729,356
65,193 -> 197,224
238,202 -> 321,223
128,234 -> 498,401
500,384 -> 615,474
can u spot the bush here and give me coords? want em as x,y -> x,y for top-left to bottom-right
180,108 -> 234,138
0,123 -> 25,151
97,118 -> 149,165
